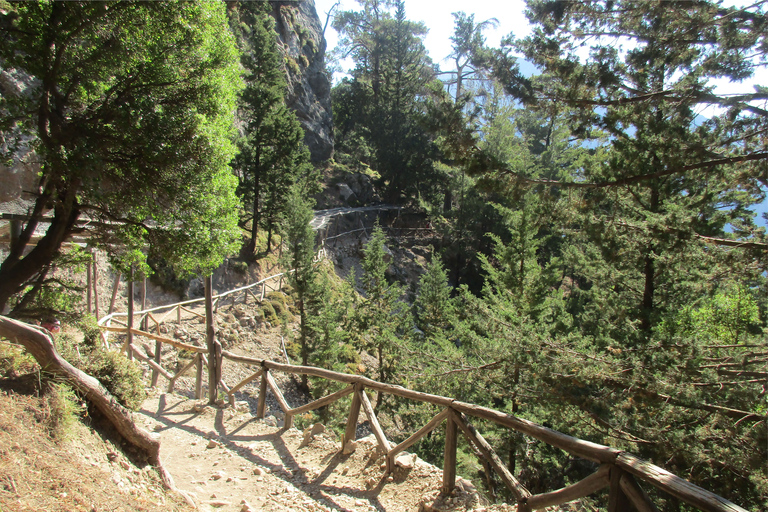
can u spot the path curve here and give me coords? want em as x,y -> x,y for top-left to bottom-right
310,205 -> 402,231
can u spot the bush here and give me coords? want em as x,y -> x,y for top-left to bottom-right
265,291 -> 294,323
75,315 -> 102,348
58,334 -> 146,411
260,301 -> 279,325
230,259 -> 249,275
270,299 -> 287,317
0,342 -> 37,378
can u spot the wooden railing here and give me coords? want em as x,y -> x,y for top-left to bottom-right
98,270 -> 289,390
97,279 -> 749,512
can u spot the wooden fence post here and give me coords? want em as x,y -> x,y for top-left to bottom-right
108,272 -> 120,315
343,382 -> 364,448
205,275 -> 218,404
151,316 -> 162,388
442,408 -> 458,495
87,257 -> 92,314
141,276 -> 147,330
195,354 -> 203,400
608,466 -> 632,512
126,266 -> 134,361
92,251 -> 99,319
257,366 -> 268,419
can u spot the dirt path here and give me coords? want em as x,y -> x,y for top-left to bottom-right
138,393 -> 502,512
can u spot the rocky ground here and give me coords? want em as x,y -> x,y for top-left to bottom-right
138,391 -> 503,512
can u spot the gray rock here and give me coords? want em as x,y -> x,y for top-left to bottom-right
347,173 -> 380,204
337,183 -> 357,203
269,1 -> 333,162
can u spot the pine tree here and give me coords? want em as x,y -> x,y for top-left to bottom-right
443,12 -> 498,105
414,251 -> 455,336
229,2 -> 312,257
498,0 -> 768,337
332,0 -> 438,201
281,185 -> 318,390
356,224 -> 409,406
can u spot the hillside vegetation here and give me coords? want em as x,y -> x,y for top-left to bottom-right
0,1 -> 766,510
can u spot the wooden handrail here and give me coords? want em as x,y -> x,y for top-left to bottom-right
96,285 -> 750,512
212,354 -> 746,512
527,465 -> 611,510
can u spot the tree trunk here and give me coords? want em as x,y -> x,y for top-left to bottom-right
299,299 -> 309,392
243,145 -> 262,259
640,182 -> 660,331
0,199 -> 80,312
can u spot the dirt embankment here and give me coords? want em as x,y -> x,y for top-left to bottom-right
0,376 -> 191,512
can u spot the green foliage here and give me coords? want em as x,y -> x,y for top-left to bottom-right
229,2 -> 313,257
56,333 -> 146,411
0,342 -> 37,378
414,252 -> 455,335
45,383 -> 80,443
445,11 -> 498,105
664,285 -> 763,345
8,248 -> 90,321
355,224 -> 410,394
0,1 -> 242,309
325,1 -> 768,507
259,301 -> 279,325
269,299 -> 289,320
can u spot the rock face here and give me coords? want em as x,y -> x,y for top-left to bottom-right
0,67 -> 40,204
270,0 -> 334,163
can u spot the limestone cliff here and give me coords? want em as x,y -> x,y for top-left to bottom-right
270,0 -> 334,163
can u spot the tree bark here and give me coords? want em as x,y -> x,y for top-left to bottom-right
0,201 -> 80,312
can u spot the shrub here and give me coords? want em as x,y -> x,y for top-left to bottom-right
0,342 -> 37,378
270,299 -> 286,317
57,335 -> 146,411
260,301 -> 279,325
230,259 -> 249,275
76,315 -> 102,348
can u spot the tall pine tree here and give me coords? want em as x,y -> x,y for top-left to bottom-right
229,2 -> 311,257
